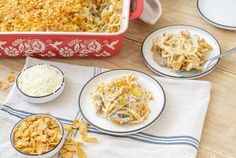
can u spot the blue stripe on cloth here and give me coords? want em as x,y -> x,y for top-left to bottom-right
87,126 -> 198,147
87,124 -> 199,146
1,105 -> 199,150
128,135 -> 198,149
86,126 -> 199,150
88,129 -> 198,150
130,136 -> 198,150
1,106 -> 72,124
135,133 -> 199,146
2,105 -> 72,124
139,132 -> 200,144
1,107 -> 28,117
1,108 -> 23,119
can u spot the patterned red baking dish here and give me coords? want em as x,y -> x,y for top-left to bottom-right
0,0 -> 143,58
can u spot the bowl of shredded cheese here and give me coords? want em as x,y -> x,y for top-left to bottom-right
16,64 -> 65,103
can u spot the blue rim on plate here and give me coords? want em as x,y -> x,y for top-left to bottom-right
141,24 -> 222,79
10,114 -> 64,156
197,0 -> 236,30
78,69 -> 166,135
16,64 -> 65,98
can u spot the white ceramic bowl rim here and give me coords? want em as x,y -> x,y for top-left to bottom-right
10,114 -> 64,156
78,69 -> 166,135
197,0 -> 236,29
141,24 -> 222,79
16,64 -> 65,98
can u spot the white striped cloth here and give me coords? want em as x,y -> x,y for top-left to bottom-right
139,0 -> 162,25
0,57 -> 211,158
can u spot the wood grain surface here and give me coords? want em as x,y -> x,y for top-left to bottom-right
0,0 -> 236,157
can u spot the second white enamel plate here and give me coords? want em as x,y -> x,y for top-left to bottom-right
197,0 -> 236,30
142,25 -> 221,79
79,69 -> 166,136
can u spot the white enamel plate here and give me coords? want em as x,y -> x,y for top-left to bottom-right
142,25 -> 221,79
197,0 -> 236,30
79,69 -> 166,136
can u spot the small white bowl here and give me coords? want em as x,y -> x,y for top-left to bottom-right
10,114 -> 66,158
16,64 -> 65,103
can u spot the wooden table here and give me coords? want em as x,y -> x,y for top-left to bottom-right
0,0 -> 236,157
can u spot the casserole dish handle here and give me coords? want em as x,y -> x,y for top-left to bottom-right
129,0 -> 144,20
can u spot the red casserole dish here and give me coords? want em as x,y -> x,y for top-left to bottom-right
0,0 -> 143,58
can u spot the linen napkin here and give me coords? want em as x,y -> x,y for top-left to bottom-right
138,0 -> 162,25
0,57 -> 211,158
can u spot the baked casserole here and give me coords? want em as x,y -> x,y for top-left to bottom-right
0,0 -> 123,32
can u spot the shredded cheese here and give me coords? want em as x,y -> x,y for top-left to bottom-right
17,64 -> 63,96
